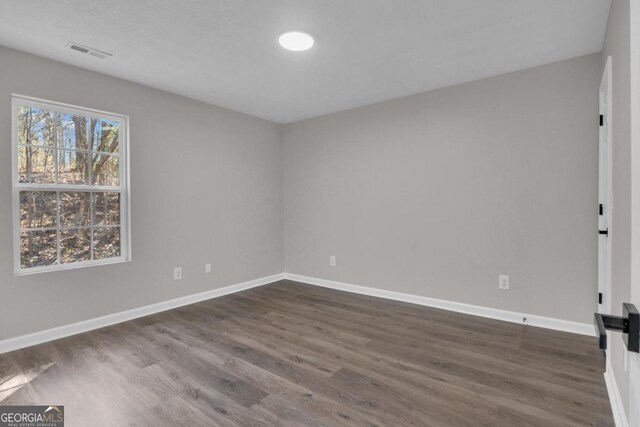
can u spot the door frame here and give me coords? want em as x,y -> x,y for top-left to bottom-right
599,56 -> 613,316
629,0 -> 640,425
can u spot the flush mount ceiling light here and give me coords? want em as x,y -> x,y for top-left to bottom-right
278,31 -> 314,51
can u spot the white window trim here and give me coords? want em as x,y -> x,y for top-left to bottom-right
11,94 -> 131,275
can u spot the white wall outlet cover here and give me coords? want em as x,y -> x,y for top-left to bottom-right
205,263 -> 212,274
174,267 -> 183,281
499,274 -> 510,290
329,256 -> 337,267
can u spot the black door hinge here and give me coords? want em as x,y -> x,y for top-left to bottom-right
599,292 -> 603,304
600,114 -> 604,126
599,229 -> 609,236
599,204 -> 604,215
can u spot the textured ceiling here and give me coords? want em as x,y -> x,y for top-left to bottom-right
0,0 -> 611,123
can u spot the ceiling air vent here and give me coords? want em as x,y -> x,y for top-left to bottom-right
66,42 -> 112,59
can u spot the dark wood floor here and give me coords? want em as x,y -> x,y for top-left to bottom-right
0,280 -> 613,426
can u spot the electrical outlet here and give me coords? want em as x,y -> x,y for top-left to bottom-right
205,263 -> 212,274
174,267 -> 182,281
329,256 -> 336,267
498,274 -> 509,290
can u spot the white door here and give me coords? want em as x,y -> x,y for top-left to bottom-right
598,56 -> 612,315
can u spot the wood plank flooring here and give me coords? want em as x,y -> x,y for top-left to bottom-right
0,280 -> 613,426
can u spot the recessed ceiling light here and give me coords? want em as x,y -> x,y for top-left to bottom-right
278,31 -> 314,52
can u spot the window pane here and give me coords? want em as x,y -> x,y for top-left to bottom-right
58,113 -> 90,151
93,192 -> 120,225
58,112 -> 76,150
20,191 -> 57,229
92,154 -> 119,186
59,192 -> 90,227
60,229 -> 90,264
58,149 -> 90,184
93,226 -> 120,260
92,119 -> 120,154
17,106 -> 57,147
20,230 -> 58,268
18,146 -> 56,183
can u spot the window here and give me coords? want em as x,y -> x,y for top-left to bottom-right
12,95 -> 130,274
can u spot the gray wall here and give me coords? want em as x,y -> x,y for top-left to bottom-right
0,46 -> 284,341
284,53 -> 601,324
602,0 -> 632,418
0,45 -> 603,343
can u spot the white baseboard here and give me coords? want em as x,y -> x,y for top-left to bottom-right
284,273 -> 595,337
0,271 -> 596,355
605,363 -> 629,427
0,273 -> 285,355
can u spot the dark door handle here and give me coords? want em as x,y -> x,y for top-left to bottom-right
599,229 -> 608,236
594,303 -> 639,353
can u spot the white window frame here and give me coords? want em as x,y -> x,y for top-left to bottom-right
11,94 -> 131,275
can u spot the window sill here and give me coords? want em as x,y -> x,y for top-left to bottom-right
14,256 -> 131,276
